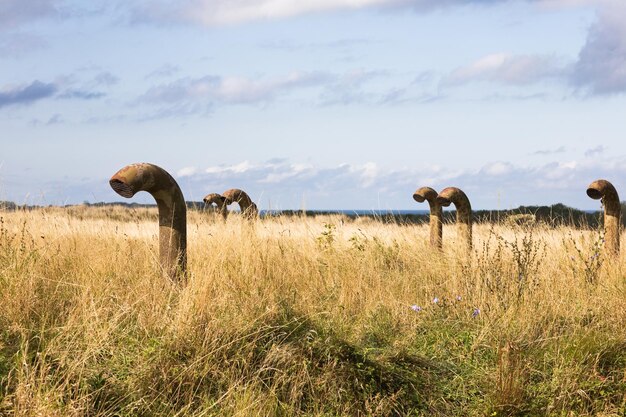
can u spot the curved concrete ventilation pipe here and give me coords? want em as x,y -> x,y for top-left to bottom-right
222,188 -> 258,220
110,163 -> 187,281
436,187 -> 472,251
203,193 -> 228,220
413,186 -> 442,249
587,179 -> 621,256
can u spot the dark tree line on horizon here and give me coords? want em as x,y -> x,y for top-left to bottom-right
1,200 -> 621,229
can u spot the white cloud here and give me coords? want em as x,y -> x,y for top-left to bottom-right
205,161 -> 255,174
533,146 -> 566,155
230,161 -> 255,173
175,154 -> 626,209
138,69 -> 397,117
356,162 -> 379,187
8,155 -> 626,209
319,69 -> 388,105
0,32 -> 47,57
570,1 -> 626,95
481,161 -> 514,176
443,2 -> 626,95
177,166 -> 198,177
141,71 -> 331,106
184,0 -> 392,25
537,0 -> 597,8
0,0 -> 61,29
146,64 -> 181,79
584,145 -> 606,157
132,0 -> 393,26
0,80 -> 58,108
439,1 -> 626,97
259,162 -> 314,183
445,53 -> 567,86
131,0 -> 553,27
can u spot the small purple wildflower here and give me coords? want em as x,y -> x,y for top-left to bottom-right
455,295 -> 462,301
432,297 -> 439,304
472,308 -> 480,318
410,305 -> 422,312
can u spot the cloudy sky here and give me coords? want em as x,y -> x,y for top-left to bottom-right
1,0 -> 625,210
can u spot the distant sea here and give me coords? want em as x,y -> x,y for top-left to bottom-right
0,201 -> 601,215
261,209 -> 430,216
259,209 -> 599,216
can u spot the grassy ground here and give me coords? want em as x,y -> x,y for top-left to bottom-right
0,206 -> 625,416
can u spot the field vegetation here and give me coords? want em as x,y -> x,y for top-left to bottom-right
0,205 -> 625,416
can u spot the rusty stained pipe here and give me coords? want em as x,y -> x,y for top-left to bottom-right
587,179 -> 621,256
109,163 -> 187,281
436,187 -> 472,251
413,186 -> 442,249
222,188 -> 258,220
203,193 -> 228,220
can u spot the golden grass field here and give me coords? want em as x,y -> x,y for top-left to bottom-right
0,206 -> 625,416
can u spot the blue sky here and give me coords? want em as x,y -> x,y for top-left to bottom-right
1,0 -> 625,210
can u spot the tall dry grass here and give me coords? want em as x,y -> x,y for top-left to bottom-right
0,206 -> 625,416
